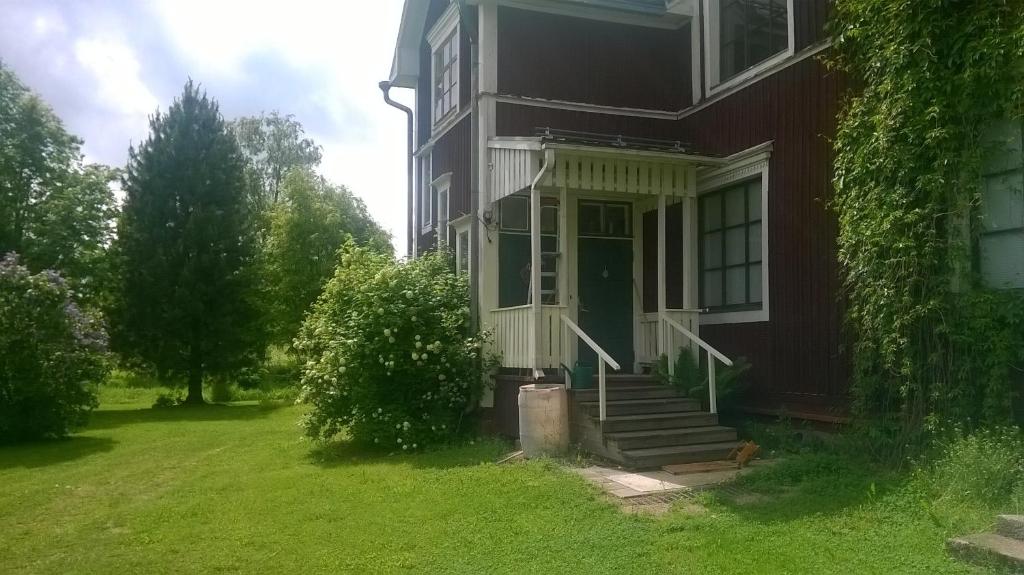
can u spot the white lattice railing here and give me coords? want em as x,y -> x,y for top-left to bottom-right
490,305 -> 566,369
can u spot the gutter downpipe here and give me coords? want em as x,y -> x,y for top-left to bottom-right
530,148 -> 555,379
469,18 -> 481,333
378,81 -> 415,258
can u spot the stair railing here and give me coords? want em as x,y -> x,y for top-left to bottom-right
662,315 -> 732,414
560,314 -> 620,421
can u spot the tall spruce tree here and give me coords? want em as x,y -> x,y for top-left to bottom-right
112,81 -> 263,404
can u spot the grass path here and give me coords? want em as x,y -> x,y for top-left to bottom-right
0,395 -> 993,574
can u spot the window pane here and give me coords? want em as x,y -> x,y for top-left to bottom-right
703,270 -> 722,307
718,0 -> 788,82
605,204 -> 629,236
725,227 -> 746,266
702,196 -> 721,231
726,267 -> 747,305
749,263 -> 763,303
748,222 -> 762,262
703,230 -> 723,269
980,230 -> 1024,289
981,171 -> 1024,231
725,186 -> 746,226
458,231 -> 469,272
579,203 -> 603,235
747,182 -> 762,220
501,197 -> 528,231
540,206 -> 558,235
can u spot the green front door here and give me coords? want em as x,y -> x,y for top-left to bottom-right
577,201 -> 634,373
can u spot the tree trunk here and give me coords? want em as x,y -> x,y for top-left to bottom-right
184,345 -> 205,405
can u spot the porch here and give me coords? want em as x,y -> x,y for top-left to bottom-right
480,130 -> 742,467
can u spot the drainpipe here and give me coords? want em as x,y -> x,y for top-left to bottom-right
469,23 -> 481,333
378,80 -> 414,258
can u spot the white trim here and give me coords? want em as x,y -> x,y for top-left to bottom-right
420,155 -> 433,234
433,172 -> 453,245
703,0 -> 796,96
489,93 -> 678,119
428,4 -> 461,130
452,216 -> 472,274
470,0 -> 688,30
697,143 -> 772,325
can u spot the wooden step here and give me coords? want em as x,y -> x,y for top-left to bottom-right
580,397 -> 700,416
621,441 -> 743,469
600,412 -> 719,432
572,386 -> 682,401
605,425 -> 737,450
999,515 -> 1024,541
947,533 -> 1024,572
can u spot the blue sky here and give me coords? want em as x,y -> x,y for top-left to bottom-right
0,0 -> 415,254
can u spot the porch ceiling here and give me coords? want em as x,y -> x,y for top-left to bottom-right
488,136 -> 725,204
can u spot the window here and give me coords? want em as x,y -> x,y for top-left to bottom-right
699,179 -> 763,310
979,121 -> 1024,290
705,0 -> 793,91
432,172 -> 452,245
498,196 -> 560,307
428,5 -> 460,126
456,230 -> 470,274
420,157 -> 432,232
578,201 -> 632,238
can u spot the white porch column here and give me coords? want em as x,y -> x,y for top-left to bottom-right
530,183 -> 543,377
682,166 -> 700,361
657,193 -> 668,372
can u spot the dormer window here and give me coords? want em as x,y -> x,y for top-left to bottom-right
704,0 -> 794,93
427,5 -> 460,126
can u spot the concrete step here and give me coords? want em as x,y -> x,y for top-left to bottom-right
580,397 -> 700,416
606,425 -> 738,450
600,412 -> 719,432
572,386 -> 683,401
999,515 -> 1024,541
947,533 -> 1024,573
621,441 -> 742,469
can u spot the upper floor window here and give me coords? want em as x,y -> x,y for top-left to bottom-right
978,120 -> 1024,290
427,5 -> 460,126
705,0 -> 793,92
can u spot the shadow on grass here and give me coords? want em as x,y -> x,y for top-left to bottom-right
705,451 -> 907,524
0,435 -> 117,470
87,402 -> 287,431
307,436 -> 513,471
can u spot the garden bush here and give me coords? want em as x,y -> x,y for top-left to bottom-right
295,246 -> 491,449
0,254 -> 108,442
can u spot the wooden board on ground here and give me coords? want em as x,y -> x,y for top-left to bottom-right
662,460 -> 737,475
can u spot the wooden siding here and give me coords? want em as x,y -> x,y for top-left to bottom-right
496,103 -> 680,140
497,7 -> 691,110
431,116 -> 473,218
680,55 -> 848,413
794,0 -> 832,51
642,204 -> 685,312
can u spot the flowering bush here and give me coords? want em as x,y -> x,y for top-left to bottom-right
295,247 -> 491,449
0,254 -> 108,442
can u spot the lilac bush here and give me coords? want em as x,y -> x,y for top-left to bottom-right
0,253 -> 108,442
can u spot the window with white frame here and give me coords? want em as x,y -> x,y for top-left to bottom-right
428,6 -> 459,126
420,156 -> 432,233
432,172 -> 452,246
978,120 -> 1024,290
451,216 -> 471,274
704,0 -> 793,90
699,179 -> 763,310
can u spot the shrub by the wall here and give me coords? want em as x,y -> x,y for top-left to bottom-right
0,254 -> 108,442
295,247 -> 490,449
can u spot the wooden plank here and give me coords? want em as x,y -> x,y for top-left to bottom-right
663,460 -> 737,475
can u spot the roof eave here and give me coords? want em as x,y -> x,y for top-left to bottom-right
388,0 -> 428,88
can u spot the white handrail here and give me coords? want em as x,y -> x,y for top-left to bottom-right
662,315 -> 732,415
561,314 -> 620,422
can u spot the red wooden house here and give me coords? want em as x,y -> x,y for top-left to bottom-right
383,0 -> 846,466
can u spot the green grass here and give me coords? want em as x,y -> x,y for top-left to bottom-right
0,393 -> 1001,574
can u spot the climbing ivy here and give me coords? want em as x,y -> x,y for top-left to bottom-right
829,0 -> 1024,432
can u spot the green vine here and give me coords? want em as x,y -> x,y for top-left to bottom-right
829,0 -> 1024,431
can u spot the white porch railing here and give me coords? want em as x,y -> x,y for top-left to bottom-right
490,305 -> 566,369
560,314 -> 620,422
638,310 -> 700,367
662,315 -> 733,414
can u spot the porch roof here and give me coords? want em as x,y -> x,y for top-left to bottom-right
488,130 -> 726,204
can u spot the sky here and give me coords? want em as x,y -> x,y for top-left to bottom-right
0,0 -> 415,255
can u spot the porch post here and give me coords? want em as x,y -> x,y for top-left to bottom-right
682,165 -> 700,362
657,193 -> 669,374
558,185 -> 569,367
530,181 -> 543,377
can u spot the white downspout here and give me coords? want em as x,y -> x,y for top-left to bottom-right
531,149 -> 555,379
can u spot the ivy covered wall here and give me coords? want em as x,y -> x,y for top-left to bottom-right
829,0 -> 1024,430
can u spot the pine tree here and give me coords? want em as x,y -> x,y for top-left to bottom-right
112,81 -> 264,404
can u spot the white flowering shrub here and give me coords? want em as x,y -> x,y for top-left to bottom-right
295,246 -> 490,449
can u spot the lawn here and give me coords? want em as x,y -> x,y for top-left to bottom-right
0,391 -> 997,574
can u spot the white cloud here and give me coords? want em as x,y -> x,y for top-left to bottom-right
74,37 -> 159,118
